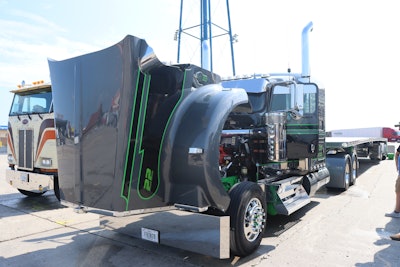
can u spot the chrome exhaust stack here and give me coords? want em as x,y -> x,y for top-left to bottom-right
301,21 -> 313,78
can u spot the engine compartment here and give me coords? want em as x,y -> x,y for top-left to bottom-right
219,111 -> 295,191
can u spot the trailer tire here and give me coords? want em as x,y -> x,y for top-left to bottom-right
18,189 -> 45,197
227,182 -> 266,257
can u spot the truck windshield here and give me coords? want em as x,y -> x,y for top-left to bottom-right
270,83 -> 317,115
9,91 -> 52,116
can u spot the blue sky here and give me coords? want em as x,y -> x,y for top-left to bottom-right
1,0 -> 399,131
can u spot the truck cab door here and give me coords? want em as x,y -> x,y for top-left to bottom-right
270,82 -> 322,159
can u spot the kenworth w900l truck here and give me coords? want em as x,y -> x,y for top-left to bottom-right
48,22 -> 335,257
6,81 -> 59,199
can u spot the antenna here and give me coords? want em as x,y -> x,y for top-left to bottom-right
176,0 -> 236,75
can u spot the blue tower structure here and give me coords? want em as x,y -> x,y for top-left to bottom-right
176,0 -> 236,75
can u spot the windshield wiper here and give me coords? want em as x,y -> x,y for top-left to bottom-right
10,112 -> 22,120
32,112 -> 43,120
21,112 -> 32,120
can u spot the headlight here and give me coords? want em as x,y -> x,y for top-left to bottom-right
41,158 -> 53,167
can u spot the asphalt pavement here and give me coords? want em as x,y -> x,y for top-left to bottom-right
1,153 -> 400,266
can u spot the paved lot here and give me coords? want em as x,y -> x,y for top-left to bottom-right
1,154 -> 400,266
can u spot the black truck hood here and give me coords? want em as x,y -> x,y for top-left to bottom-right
48,35 -> 248,212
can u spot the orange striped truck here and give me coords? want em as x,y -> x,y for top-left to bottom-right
5,81 -> 59,199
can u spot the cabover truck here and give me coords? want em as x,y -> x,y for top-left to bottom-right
48,22 -> 333,258
6,81 -> 59,199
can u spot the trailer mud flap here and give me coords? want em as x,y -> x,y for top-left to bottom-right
49,35 -> 248,212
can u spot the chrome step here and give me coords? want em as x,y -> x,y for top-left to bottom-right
272,176 -> 311,215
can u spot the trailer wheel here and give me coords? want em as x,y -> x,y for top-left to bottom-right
228,182 -> 266,257
18,189 -> 45,197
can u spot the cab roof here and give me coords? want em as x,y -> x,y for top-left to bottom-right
10,82 -> 51,94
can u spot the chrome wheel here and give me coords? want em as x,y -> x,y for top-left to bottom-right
228,182 -> 267,256
244,198 -> 265,242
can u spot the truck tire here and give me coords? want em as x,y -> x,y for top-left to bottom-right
18,189 -> 45,197
343,156 -> 351,191
227,182 -> 266,257
326,154 -> 352,191
54,175 -> 61,201
350,154 -> 358,186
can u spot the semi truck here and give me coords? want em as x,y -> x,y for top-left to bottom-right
328,127 -> 400,142
5,81 -> 59,199
47,22 -> 386,258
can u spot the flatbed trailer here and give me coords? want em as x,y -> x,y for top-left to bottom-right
326,137 -> 388,151
325,136 -> 388,190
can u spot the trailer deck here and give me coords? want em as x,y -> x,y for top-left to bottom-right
326,137 -> 388,149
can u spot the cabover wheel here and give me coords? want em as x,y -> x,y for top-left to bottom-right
18,189 -> 46,197
227,182 -> 266,257
54,175 -> 61,201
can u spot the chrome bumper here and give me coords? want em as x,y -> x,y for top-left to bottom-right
5,169 -> 54,193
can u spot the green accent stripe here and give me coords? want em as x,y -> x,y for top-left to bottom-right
121,70 -> 151,210
121,70 -> 142,207
287,124 -> 319,127
287,124 -> 319,135
136,75 -> 154,200
121,68 -> 189,209
287,129 -> 319,135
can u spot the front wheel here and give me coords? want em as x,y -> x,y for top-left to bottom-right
18,189 -> 46,197
54,175 -> 61,201
228,182 -> 266,257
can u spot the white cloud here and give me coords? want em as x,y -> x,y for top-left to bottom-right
0,7 -> 103,124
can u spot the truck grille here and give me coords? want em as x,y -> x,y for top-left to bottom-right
18,129 -> 33,170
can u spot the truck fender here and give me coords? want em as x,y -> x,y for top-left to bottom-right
160,84 -> 249,212
326,153 -> 351,190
